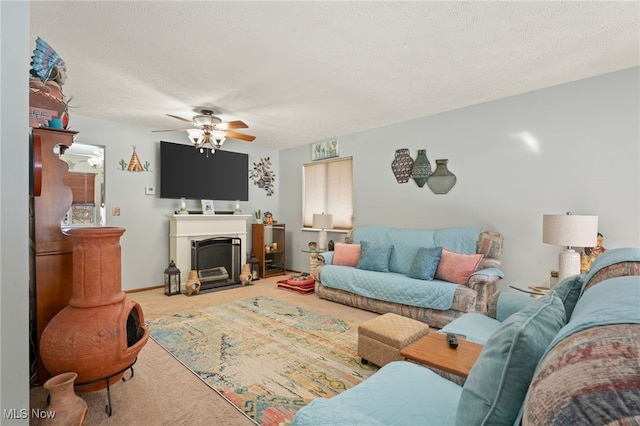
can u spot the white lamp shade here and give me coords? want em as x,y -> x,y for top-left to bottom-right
312,213 -> 334,230
187,129 -> 203,146
543,214 -> 598,248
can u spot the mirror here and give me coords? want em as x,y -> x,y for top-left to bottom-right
58,143 -> 106,227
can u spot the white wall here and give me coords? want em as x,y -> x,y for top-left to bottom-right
1,0 -> 30,420
280,67 -> 640,289
66,115 -> 281,290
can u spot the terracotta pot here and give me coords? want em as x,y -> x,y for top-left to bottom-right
40,227 -> 149,392
43,372 -> 88,425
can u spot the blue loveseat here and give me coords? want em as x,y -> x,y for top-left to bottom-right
315,226 -> 504,328
294,248 -> 640,426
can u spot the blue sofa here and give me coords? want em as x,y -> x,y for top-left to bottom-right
315,226 -> 504,328
293,248 -> 640,426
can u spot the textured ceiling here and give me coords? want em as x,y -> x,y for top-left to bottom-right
30,1 -> 639,149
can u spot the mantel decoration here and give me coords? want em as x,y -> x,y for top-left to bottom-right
119,146 -> 151,172
312,138 -> 339,161
249,157 -> 275,196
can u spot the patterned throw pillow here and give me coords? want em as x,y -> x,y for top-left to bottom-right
407,247 -> 443,280
332,242 -> 361,267
435,249 -> 483,285
455,292 -> 566,426
357,240 -> 393,272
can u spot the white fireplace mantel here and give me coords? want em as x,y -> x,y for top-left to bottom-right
169,214 -> 251,284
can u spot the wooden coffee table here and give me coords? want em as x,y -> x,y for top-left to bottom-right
400,332 -> 483,378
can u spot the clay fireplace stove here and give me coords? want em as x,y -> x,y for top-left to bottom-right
40,227 -> 148,411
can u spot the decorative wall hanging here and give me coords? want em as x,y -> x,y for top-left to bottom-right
249,157 -> 276,196
119,146 -> 151,172
427,159 -> 457,194
312,138 -> 339,161
391,148 -> 414,183
411,149 -> 432,188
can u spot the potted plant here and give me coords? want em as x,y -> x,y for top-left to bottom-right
254,209 -> 262,223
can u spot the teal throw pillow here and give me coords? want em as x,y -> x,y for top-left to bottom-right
551,275 -> 583,321
357,240 -> 393,272
455,292 -> 566,426
407,247 -> 443,280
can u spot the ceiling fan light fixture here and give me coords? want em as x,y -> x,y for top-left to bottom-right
187,129 -> 204,147
193,110 -> 222,127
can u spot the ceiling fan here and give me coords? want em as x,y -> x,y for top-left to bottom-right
153,109 -> 255,154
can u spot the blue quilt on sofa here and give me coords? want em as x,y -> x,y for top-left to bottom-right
320,226 -> 482,310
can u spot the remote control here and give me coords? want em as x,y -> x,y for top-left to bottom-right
447,333 -> 459,349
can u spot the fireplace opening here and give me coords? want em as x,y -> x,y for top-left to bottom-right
191,237 -> 241,291
126,305 -> 145,348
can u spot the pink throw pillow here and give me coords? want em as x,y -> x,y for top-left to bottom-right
332,242 -> 361,267
435,249 -> 483,285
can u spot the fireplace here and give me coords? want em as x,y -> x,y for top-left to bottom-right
191,237 -> 241,291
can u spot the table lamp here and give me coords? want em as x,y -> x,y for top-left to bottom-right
543,212 -> 598,280
313,213 -> 334,250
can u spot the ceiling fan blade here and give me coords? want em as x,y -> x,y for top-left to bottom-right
216,120 -> 248,130
152,128 -> 193,132
166,114 -> 195,124
225,130 -> 256,142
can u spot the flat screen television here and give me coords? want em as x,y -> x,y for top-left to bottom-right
160,141 -> 249,201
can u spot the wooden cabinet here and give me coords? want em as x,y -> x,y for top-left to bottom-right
30,127 -> 77,384
252,223 -> 286,278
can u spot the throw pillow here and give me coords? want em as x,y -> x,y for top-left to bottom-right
551,275 -> 583,321
407,247 -> 443,280
332,242 -> 361,267
435,249 -> 483,285
357,240 -> 393,272
455,292 -> 566,426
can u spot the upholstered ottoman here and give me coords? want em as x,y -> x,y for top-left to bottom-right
358,313 -> 430,367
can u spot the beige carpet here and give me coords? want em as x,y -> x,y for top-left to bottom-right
30,274 -> 378,425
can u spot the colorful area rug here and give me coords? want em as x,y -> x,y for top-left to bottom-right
147,297 -> 378,425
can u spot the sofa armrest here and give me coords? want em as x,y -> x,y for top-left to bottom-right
467,268 -> 503,315
488,292 -> 536,321
312,251 -> 332,281
318,251 -> 333,265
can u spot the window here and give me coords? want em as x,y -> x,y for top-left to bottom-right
303,157 -> 353,230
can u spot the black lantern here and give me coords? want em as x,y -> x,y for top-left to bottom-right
247,251 -> 260,281
164,260 -> 181,296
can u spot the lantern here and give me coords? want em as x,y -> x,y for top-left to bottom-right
164,260 -> 181,296
247,251 -> 260,281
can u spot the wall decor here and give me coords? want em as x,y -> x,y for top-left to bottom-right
312,138 -> 339,161
201,200 -> 215,215
391,148 -> 414,183
427,159 -> 457,194
249,157 -> 276,196
411,149 -> 432,188
119,146 -> 151,172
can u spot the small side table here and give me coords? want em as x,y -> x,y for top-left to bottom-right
302,248 -> 326,280
508,278 -> 551,298
401,333 -> 483,384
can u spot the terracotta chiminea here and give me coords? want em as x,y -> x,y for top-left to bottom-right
40,227 -> 149,392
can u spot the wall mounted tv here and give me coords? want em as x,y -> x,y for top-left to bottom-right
160,141 -> 249,201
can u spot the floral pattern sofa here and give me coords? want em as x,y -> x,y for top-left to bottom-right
314,226 -> 504,328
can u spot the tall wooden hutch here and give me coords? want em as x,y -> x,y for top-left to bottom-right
29,127 -> 77,384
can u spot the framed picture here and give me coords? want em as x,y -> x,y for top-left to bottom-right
201,200 -> 215,215
312,138 -> 339,161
